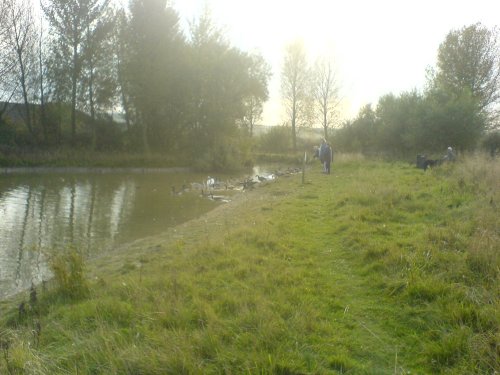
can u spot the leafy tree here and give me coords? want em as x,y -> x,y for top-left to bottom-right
435,23 -> 500,127
186,9 -> 266,167
423,87 -> 485,151
353,104 -> 378,154
112,9 -> 133,132
125,0 -> 185,153
43,37 -> 72,144
241,53 -> 271,137
257,125 -> 291,153
481,130 -> 500,156
334,104 -> 377,154
80,4 -> 116,148
281,39 -> 310,151
376,91 -> 426,156
42,0 -> 111,143
312,56 -> 341,138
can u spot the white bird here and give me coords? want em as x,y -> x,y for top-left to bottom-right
206,176 -> 216,188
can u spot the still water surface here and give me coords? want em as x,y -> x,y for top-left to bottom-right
0,169 -> 252,299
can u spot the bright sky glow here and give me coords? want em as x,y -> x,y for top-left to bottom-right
173,0 -> 500,125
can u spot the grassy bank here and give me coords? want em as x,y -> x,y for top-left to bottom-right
0,149 -> 183,168
0,156 -> 498,374
0,149 -> 299,170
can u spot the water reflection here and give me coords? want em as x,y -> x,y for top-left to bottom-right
0,172 -> 223,299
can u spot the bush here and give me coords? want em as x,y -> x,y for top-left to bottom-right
94,119 -> 125,151
256,126 -> 292,153
0,119 -> 17,147
193,135 -> 253,172
481,130 -> 500,157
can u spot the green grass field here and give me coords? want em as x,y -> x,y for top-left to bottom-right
1,155 -> 498,374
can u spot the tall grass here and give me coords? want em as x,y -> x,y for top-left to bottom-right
0,155 -> 498,373
49,250 -> 90,301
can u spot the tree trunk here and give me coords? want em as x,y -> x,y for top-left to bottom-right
19,62 -> 33,136
71,42 -> 78,143
87,26 -> 96,149
323,109 -> 328,139
39,37 -> 47,143
117,61 -> 131,132
16,40 -> 32,136
121,89 -> 131,132
292,97 -> 297,152
89,60 -> 96,148
142,120 -> 149,154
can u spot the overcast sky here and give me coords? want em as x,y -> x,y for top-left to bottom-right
173,0 -> 500,125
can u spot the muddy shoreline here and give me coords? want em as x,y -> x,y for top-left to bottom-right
88,177 -> 283,277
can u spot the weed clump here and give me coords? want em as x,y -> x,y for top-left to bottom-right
50,250 -> 90,300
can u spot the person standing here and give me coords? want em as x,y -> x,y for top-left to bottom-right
324,143 -> 333,174
444,146 -> 456,162
319,138 -> 327,172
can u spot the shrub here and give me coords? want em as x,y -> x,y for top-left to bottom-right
0,119 -> 17,147
256,126 -> 292,153
481,130 -> 500,156
193,135 -> 253,172
95,119 -> 125,151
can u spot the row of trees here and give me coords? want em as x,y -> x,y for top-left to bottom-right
0,0 -> 271,163
332,23 -> 500,157
1,0 -> 498,163
280,40 -> 341,151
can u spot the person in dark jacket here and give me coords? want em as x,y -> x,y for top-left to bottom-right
319,138 -> 327,172
443,146 -> 456,162
324,143 -> 333,174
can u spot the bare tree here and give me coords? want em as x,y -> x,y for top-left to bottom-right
0,0 -> 13,91
0,0 -> 38,135
0,0 -> 6,51
0,0 -> 16,119
313,57 -> 341,138
281,39 -> 310,151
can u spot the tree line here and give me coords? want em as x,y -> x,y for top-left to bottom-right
279,23 -> 500,157
280,40 -> 341,151
0,0 -> 271,167
332,23 -> 500,157
1,0 -> 499,164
